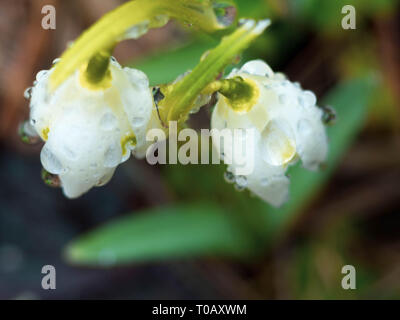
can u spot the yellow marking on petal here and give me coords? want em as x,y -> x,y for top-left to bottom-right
121,134 -> 137,156
279,139 -> 296,165
221,78 -> 260,114
41,127 -> 50,141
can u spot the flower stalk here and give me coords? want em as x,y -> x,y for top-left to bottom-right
158,19 -> 271,125
50,0 -> 229,91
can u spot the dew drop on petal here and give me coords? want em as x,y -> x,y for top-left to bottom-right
279,94 -> 288,105
150,14 -> 169,28
224,171 -> 235,184
235,175 -> 248,188
40,146 -> 63,174
131,117 -> 145,128
62,145 -> 78,161
297,119 -> 313,136
36,70 -> 48,82
302,90 -> 317,106
261,119 -> 296,166
52,58 -> 61,65
104,145 -> 122,168
100,112 -> 118,131
125,20 -> 149,39
297,95 -> 305,108
234,183 -> 245,192
24,87 -> 32,100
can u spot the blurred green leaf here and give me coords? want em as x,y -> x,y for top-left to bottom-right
288,0 -> 397,32
65,203 -> 255,266
132,40 -> 217,86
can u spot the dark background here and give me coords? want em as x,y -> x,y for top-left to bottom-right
0,0 -> 400,299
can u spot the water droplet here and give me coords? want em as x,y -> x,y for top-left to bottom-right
200,50 -> 211,62
234,183 -> 245,192
320,105 -> 336,125
279,94 -> 288,105
40,145 -> 63,174
125,20 -> 149,39
41,168 -> 61,188
23,87 -> 32,100
131,117 -> 145,128
18,121 -> 39,144
52,58 -> 61,65
224,171 -> 235,184
110,56 -> 117,62
213,2 -> 237,27
235,175 -> 248,188
261,119 -> 296,166
100,112 -> 118,131
150,14 -> 169,28
297,119 -> 313,136
191,94 -> 211,114
297,95 -> 305,108
36,70 -> 48,82
62,145 -> 78,161
274,73 -> 286,81
302,90 -> 317,106
104,145 -> 122,168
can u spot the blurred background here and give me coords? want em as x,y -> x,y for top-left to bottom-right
0,0 -> 400,299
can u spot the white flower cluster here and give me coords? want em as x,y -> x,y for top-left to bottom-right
26,56 -> 328,205
211,60 -> 328,206
28,58 -> 160,198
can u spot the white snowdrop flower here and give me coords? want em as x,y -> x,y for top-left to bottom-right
28,58 -> 157,198
211,59 -> 328,207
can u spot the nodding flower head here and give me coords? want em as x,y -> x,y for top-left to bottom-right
28,58 -> 156,198
211,59 -> 328,207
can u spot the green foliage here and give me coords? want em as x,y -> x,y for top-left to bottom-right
65,204 -> 256,266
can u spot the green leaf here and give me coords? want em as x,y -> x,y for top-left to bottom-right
65,203 -> 255,266
132,40 -> 217,86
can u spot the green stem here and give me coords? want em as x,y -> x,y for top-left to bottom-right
84,49 -> 113,84
50,0 -> 229,91
159,19 -> 270,124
